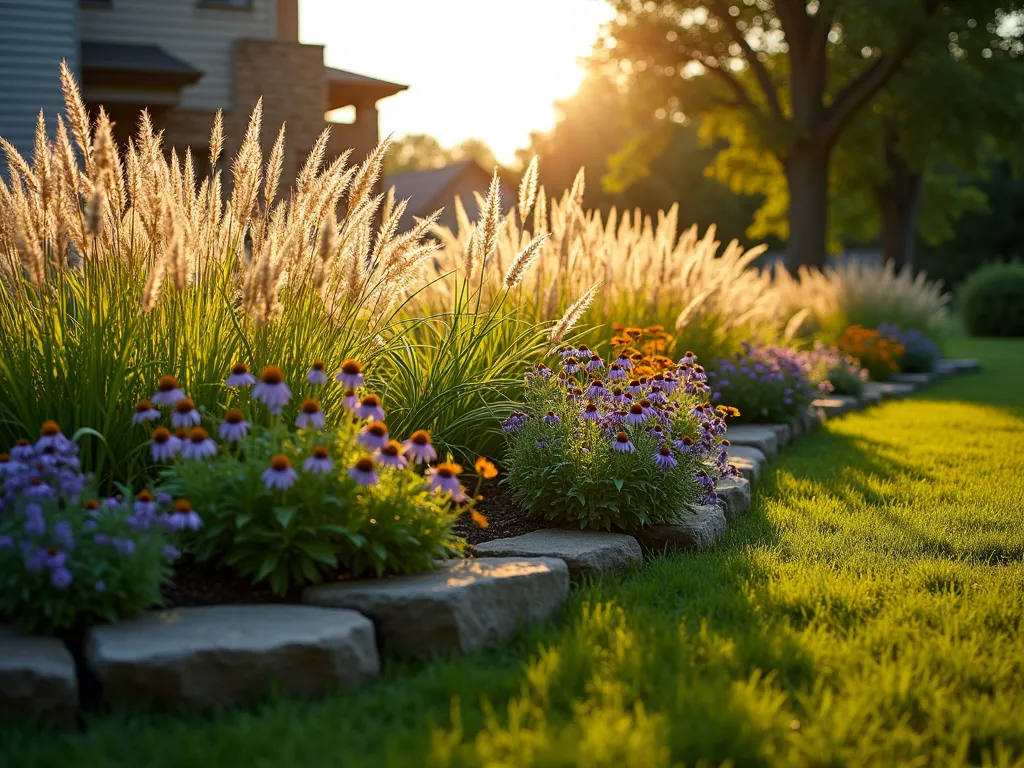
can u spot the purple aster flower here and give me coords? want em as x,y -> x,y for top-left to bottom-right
303,446 -> 335,475
355,394 -> 385,422
94,580 -> 106,592
654,445 -> 678,470
50,567 -> 72,589
612,432 -> 635,453
54,521 -> 74,551
262,454 -> 298,491
24,547 -> 47,574
503,411 -> 528,433
374,440 -> 408,469
335,359 -> 365,389
398,430 -> 434,464
93,533 -> 110,546
152,375 -> 187,407
226,362 -> 257,388
307,360 -> 329,386
218,409 -> 251,443
112,537 -> 136,557
252,366 -> 291,415
181,428 -> 217,460
162,545 -> 180,562
348,456 -> 379,487
295,399 -> 326,430
0,535 -> 12,552
358,421 -> 389,450
171,398 -> 201,429
131,400 -> 160,425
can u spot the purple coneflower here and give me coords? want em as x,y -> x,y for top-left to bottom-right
171,398 -> 201,429
226,362 -> 257,388
303,445 -> 334,475
543,411 -> 560,426
581,402 -> 602,421
661,373 -> 679,393
134,489 -> 157,517
218,409 -> 250,443
358,421 -> 390,450
638,398 -> 656,418
307,360 -> 329,386
674,435 -> 695,454
342,387 -> 360,412
680,351 -> 696,365
403,430 -> 437,464
536,439 -> 548,448
535,362 -> 552,379
262,454 -> 298,491
563,357 -> 581,375
614,354 -> 633,370
625,403 -> 648,426
335,359 -> 365,388
607,364 -> 627,381
428,462 -> 466,501
587,354 -> 605,372
586,379 -> 607,399
348,456 -> 379,487
169,499 -> 203,531
36,421 -> 71,453
375,440 -> 408,470
295,399 -> 325,430
654,444 -> 678,470
24,477 -> 55,500
181,428 -> 217,460
355,393 -> 385,422
503,411 -> 528,433
132,399 -> 160,425
152,375 -> 186,406
253,366 -> 291,415
648,385 -> 667,403
50,567 -> 73,589
612,431 -> 635,453
11,438 -> 33,461
559,346 -> 578,359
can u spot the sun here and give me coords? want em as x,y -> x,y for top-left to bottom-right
299,0 -> 615,165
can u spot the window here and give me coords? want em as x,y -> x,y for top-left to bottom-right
197,0 -> 252,8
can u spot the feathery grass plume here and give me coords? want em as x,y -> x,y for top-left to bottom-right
85,110 -> 116,239
478,170 -> 503,264
1,138 -> 37,195
229,98 -> 263,230
518,156 -> 539,226
141,257 -> 165,312
550,282 -> 601,346
295,126 -> 329,198
13,196 -> 45,287
503,233 -> 548,290
209,109 -> 224,169
60,59 -> 91,173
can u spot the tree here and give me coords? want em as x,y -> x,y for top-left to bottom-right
384,134 -> 503,176
595,0 -> 1015,268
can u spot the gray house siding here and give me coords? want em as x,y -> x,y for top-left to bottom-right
0,0 -> 78,161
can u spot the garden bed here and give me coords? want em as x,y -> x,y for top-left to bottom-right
0,359 -> 979,721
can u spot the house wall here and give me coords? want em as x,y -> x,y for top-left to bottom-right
0,0 -> 78,159
79,0 -> 276,112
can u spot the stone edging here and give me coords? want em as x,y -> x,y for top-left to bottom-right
0,358 -> 979,721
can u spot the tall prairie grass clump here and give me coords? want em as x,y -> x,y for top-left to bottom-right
424,163 -> 785,362
0,63 -> 444,484
772,261 -> 951,342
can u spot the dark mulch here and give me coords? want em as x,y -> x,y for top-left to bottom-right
454,478 -> 566,546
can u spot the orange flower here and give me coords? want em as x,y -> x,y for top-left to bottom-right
474,457 -> 498,480
471,510 -> 489,528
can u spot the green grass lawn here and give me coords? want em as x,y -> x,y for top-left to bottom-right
4,338 -> 1023,767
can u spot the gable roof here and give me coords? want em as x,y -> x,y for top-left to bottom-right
81,41 -> 203,86
386,160 -> 496,230
327,67 -> 407,109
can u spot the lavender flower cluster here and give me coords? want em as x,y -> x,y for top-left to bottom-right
805,341 -> 868,397
710,342 -> 831,423
877,323 -> 941,373
505,345 -> 738,514
0,422 -> 183,633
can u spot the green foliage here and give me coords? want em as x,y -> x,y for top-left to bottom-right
385,133 -> 502,176
959,261 -> 1024,337
161,420 -> 461,596
504,359 -> 724,531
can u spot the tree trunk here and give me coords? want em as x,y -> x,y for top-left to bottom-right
784,144 -> 830,270
877,123 -> 923,271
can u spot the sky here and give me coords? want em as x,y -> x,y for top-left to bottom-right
299,0 -> 615,165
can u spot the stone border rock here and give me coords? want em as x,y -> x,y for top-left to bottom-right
6,358 -> 978,720
472,530 -> 642,581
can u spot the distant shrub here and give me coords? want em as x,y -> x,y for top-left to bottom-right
959,262 -> 1024,337
836,325 -> 905,382
504,345 -> 736,531
807,342 -> 867,397
0,423 -> 180,634
709,343 -> 827,423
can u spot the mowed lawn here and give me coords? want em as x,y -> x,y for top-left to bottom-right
4,338 -> 1023,767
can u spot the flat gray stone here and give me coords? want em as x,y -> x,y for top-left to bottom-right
728,444 -> 767,486
864,381 -> 917,399
724,424 -> 779,459
0,625 -> 78,722
764,422 -> 792,447
812,395 -> 861,418
935,360 -> 958,378
716,475 -> 751,518
473,530 -> 641,581
85,605 -> 379,708
637,504 -> 728,552
857,387 -> 883,406
304,558 -> 569,658
892,371 -> 935,386
946,358 -> 981,373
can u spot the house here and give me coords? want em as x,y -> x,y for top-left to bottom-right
0,0 -> 405,190
386,160 -> 514,233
